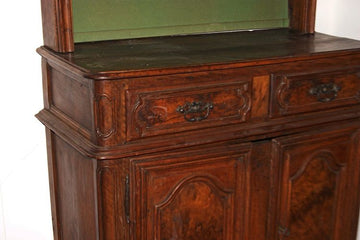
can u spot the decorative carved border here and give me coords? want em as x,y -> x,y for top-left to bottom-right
236,82 -> 252,121
275,76 -> 290,114
133,95 -> 168,136
130,146 -> 251,240
272,69 -> 360,117
154,175 -> 234,240
130,81 -> 252,139
279,150 -> 343,239
94,94 -> 116,139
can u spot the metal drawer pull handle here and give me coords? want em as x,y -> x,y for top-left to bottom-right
177,101 -> 214,122
278,225 -> 290,237
309,83 -> 341,103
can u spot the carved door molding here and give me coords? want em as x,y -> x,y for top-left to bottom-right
130,143 -> 251,240
271,125 -> 360,240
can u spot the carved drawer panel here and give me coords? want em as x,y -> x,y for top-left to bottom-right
126,81 -> 252,140
270,68 -> 360,117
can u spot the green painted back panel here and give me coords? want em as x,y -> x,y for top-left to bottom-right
73,0 -> 289,43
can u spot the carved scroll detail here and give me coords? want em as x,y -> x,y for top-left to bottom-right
130,81 -> 252,138
133,95 -> 168,136
276,77 -> 290,113
291,151 -> 343,182
154,175 -> 234,240
94,94 -> 116,138
236,83 -> 252,121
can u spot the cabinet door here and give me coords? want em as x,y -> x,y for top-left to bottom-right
130,143 -> 251,240
271,124 -> 360,240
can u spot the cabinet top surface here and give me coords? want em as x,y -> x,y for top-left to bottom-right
38,28 -> 360,79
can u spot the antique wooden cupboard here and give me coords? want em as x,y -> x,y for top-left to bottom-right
37,0 -> 360,239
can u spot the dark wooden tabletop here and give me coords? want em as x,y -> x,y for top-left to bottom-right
38,28 -> 360,78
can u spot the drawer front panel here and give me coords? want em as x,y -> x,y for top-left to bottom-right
270,69 -> 360,117
127,81 -> 251,140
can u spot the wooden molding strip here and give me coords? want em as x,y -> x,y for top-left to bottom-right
41,0 -> 74,52
36,46 -> 360,80
289,0 -> 317,33
35,106 -> 360,160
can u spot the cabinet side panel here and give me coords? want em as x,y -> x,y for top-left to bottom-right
52,134 -> 98,240
45,129 -> 61,240
50,67 -> 93,133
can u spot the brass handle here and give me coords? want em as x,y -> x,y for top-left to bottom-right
309,83 -> 341,103
176,101 -> 214,122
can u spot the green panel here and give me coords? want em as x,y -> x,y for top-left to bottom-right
73,0 -> 289,42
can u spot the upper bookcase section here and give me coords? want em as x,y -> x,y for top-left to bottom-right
40,0 -> 317,52
72,0 -> 289,43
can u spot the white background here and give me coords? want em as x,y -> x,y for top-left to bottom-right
0,0 -> 359,239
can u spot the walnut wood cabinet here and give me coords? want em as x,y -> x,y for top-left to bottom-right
37,0 -> 360,239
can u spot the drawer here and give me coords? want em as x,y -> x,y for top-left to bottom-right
126,81 -> 252,140
270,68 -> 360,117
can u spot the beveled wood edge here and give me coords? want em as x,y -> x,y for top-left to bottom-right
349,129 -> 360,239
50,105 -> 92,139
36,46 -> 360,80
37,47 -> 90,79
45,129 -> 61,240
35,106 -> 360,161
